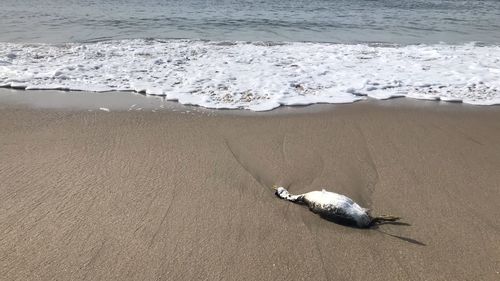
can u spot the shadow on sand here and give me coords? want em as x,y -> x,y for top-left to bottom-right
373,228 -> 427,246
319,215 -> 426,246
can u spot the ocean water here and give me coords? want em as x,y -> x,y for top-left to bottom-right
2,0 -> 500,44
1,0 -> 500,110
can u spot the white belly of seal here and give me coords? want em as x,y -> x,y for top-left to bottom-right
304,190 -> 367,217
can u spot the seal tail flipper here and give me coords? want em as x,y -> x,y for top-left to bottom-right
371,215 -> 401,224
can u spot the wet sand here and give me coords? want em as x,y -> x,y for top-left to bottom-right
1,91 -> 499,280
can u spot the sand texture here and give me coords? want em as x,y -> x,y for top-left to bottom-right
1,98 -> 499,280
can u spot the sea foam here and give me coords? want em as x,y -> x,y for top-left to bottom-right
1,39 -> 499,110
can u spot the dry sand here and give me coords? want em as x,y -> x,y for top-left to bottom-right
1,92 -> 499,280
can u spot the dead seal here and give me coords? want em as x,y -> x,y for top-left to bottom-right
274,186 -> 400,228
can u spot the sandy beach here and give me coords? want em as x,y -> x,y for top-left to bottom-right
1,90 -> 499,280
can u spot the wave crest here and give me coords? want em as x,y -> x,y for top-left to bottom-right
1,39 -> 499,110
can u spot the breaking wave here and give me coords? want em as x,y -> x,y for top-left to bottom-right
1,39 -> 499,111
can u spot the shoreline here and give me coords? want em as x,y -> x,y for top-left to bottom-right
2,40 -> 500,110
1,93 -> 499,280
1,88 -> 499,116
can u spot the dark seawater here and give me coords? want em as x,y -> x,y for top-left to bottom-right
1,0 -> 500,44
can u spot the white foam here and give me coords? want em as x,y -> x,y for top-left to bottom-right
1,40 -> 500,110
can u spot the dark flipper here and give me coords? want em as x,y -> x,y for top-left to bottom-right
371,215 -> 401,225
